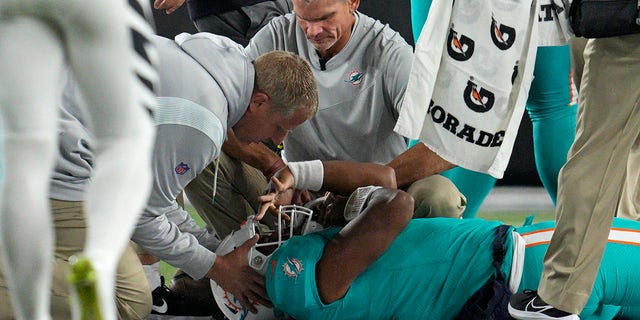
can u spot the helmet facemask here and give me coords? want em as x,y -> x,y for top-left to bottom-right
211,204 -> 322,320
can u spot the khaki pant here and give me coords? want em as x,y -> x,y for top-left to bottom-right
538,34 -> 640,314
185,151 -> 466,239
184,151 -> 278,239
0,200 -> 151,319
569,37 -> 588,91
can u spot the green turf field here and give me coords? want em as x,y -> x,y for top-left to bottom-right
160,205 -> 555,281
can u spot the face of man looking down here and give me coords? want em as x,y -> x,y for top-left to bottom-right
293,0 -> 359,58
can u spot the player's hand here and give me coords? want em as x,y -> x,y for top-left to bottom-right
207,235 -> 272,313
318,193 -> 349,227
256,170 -> 296,219
153,0 -> 185,14
272,167 -> 295,191
292,189 -> 311,205
257,191 -> 279,220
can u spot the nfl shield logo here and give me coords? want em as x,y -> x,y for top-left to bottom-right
175,162 -> 190,175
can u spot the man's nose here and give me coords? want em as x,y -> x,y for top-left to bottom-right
305,21 -> 323,37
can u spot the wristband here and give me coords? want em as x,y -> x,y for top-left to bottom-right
287,160 -> 324,191
263,158 -> 286,180
343,186 -> 383,221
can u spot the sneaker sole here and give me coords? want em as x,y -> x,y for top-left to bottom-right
68,255 -> 102,320
508,304 -> 580,320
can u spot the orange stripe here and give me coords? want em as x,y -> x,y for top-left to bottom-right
525,240 -> 550,248
519,228 -> 554,237
526,239 -> 640,248
609,240 -> 640,247
611,227 -> 640,233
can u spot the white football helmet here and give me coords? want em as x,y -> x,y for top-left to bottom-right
210,204 -> 322,320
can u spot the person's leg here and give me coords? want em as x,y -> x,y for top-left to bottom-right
411,0 -> 499,218
517,218 -> 640,319
408,175 -> 467,218
538,34 -> 640,314
618,137 -> 640,219
62,1 -> 157,318
0,200 -> 152,320
581,218 -> 640,318
0,15 -> 64,320
420,47 -> 578,218
569,37 -> 588,91
440,168 -> 496,218
52,201 -> 152,319
409,48 -> 576,219
184,151 -> 275,239
526,45 -> 577,206
410,0 -> 432,43
412,0 -> 576,217
112,246 -> 153,319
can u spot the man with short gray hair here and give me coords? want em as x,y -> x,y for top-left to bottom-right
184,0 -> 467,248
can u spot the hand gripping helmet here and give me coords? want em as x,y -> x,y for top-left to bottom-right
210,204 -> 322,320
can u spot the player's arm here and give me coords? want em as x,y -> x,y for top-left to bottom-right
276,160 -> 397,195
387,142 -> 455,188
379,34 -> 456,188
134,123 -> 270,313
257,161 -> 397,217
316,188 -> 413,303
322,160 -> 397,195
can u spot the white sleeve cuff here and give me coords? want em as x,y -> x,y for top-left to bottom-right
287,160 -> 324,191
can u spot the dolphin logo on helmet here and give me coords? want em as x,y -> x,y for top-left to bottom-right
210,205 -> 321,320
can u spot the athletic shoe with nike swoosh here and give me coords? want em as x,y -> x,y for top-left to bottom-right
148,276 -> 219,319
508,290 -> 579,320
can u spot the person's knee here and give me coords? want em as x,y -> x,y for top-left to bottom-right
115,286 -> 152,320
115,245 -> 153,319
408,175 -> 467,218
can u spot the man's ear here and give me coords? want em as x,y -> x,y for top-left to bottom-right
249,91 -> 270,113
349,0 -> 360,12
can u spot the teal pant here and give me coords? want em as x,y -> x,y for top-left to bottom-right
409,0 -> 577,217
517,218 -> 640,319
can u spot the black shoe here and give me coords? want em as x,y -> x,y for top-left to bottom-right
149,276 -> 217,319
170,272 -> 225,320
508,290 -> 579,320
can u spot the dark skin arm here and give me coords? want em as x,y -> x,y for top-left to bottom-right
316,188 -> 414,303
386,142 -> 455,188
275,160 -> 396,195
257,161 -> 410,304
322,160 -> 397,195
257,160 -> 397,217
